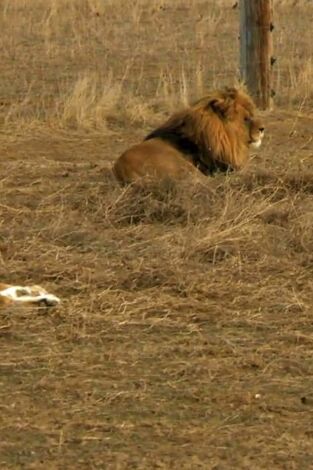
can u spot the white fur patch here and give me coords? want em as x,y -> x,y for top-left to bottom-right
0,285 -> 60,306
250,139 -> 262,149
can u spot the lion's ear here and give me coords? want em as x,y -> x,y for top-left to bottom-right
208,98 -> 230,117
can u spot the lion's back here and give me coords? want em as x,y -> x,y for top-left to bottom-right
113,138 -> 200,184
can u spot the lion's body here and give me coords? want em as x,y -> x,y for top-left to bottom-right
113,86 -> 264,184
113,138 -> 201,183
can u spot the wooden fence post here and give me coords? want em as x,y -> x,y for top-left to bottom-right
240,0 -> 274,109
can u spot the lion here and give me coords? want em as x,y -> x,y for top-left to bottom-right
113,86 -> 264,184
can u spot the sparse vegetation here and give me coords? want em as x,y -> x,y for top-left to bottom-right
0,1 -> 313,468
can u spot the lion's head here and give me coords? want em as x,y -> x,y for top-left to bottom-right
113,86 -> 264,184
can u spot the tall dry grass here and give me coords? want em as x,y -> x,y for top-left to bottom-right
0,0 -> 312,133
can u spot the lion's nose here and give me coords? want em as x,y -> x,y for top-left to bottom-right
259,127 -> 265,133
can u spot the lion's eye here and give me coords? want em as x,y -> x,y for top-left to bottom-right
244,116 -> 251,123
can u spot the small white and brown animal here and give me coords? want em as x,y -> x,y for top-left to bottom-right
0,283 -> 60,308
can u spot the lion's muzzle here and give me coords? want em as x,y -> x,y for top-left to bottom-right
249,126 -> 265,149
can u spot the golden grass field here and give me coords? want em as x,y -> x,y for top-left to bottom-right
0,0 -> 313,468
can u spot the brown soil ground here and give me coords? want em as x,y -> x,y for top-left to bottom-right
1,1 -> 313,469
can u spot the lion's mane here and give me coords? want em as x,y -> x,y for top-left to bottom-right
145,86 -> 257,173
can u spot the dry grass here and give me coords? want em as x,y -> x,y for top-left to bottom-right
0,1 -> 313,469
1,0 -> 312,132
